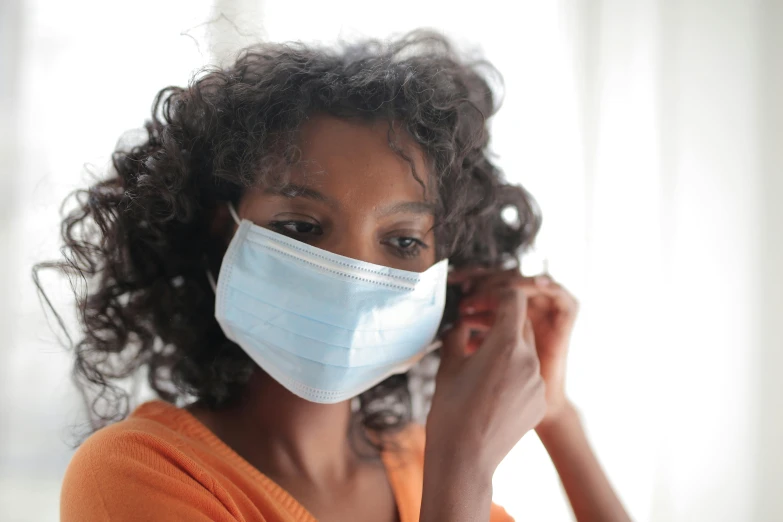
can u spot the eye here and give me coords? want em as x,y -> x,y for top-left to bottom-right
385,236 -> 428,259
395,237 -> 418,249
269,220 -> 323,238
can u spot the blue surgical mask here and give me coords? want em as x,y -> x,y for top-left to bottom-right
212,206 -> 448,404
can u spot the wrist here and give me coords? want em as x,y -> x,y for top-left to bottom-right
423,438 -> 496,483
421,440 -> 495,522
424,420 -> 500,476
535,399 -> 579,438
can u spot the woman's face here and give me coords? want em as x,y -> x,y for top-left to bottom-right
238,115 -> 438,272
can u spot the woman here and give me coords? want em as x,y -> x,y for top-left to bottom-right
49,31 -> 629,521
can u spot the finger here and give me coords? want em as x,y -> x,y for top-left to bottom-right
459,284 -> 536,315
510,275 -> 577,304
522,317 -> 536,348
476,273 -> 552,294
519,281 -> 579,317
461,271 -> 550,304
459,291 -> 500,315
451,268 -> 552,300
521,317 -> 541,373
462,279 -> 576,316
446,266 -> 491,284
455,268 -> 563,293
459,313 -> 494,332
448,266 -> 492,293
480,287 -> 528,356
460,268 -> 522,293
468,270 -> 569,294
458,313 -> 494,355
449,267 -> 529,295
466,331 -> 487,355
440,320 -> 471,365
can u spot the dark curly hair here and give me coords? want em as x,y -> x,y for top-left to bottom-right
35,30 -> 541,445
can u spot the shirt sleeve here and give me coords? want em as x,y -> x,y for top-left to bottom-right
60,429 -> 243,522
490,502 -> 516,522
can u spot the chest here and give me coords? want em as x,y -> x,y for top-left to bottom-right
278,462 -> 400,522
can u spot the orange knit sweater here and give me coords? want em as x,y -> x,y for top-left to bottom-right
61,401 -> 514,521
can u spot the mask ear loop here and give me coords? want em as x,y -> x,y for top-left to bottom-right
227,201 -> 241,225
206,202 -> 242,293
206,270 -> 218,293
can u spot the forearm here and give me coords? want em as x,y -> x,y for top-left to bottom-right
536,402 -> 630,522
419,442 -> 494,522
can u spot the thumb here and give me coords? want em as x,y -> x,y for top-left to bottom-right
522,316 -> 536,348
439,321 -> 470,367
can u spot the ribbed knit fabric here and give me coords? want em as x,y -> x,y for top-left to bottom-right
60,400 -> 513,521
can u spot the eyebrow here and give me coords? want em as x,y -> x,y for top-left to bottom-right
264,183 -> 340,209
376,200 -> 438,218
265,182 -> 437,217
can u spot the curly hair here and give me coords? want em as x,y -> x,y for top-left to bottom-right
35,30 -> 541,445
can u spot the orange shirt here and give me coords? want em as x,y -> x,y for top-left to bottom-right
61,401 -> 514,521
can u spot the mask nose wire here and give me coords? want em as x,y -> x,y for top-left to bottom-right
206,202 -> 242,293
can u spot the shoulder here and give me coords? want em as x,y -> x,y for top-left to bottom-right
394,421 -> 427,452
65,401 -> 201,478
65,409 -> 184,470
380,421 -> 427,467
61,402 -> 229,522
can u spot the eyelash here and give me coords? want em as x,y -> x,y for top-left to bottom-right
384,236 -> 427,259
268,221 -> 428,259
269,220 -> 323,237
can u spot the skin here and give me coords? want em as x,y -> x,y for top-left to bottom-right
437,270 -> 630,522
191,114 -> 630,522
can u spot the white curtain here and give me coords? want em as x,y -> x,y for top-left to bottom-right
554,2 -> 781,521
1,1 -> 780,521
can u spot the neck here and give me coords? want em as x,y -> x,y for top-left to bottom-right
190,371 -> 367,485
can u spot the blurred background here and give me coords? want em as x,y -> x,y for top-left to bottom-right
1,0 -> 781,520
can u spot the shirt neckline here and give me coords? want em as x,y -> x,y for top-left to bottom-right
132,400 -> 413,522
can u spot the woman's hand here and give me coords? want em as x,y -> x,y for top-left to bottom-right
426,269 -> 631,522
426,285 -> 547,474
450,268 -> 579,427
421,286 -> 547,522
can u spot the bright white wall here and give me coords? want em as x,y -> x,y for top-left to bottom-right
0,1 -> 216,519
757,0 -> 783,519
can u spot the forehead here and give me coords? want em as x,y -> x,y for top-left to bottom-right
290,114 -> 433,202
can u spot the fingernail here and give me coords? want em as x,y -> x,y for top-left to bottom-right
535,275 -> 550,286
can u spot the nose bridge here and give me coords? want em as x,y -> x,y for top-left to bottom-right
328,219 -> 379,265
330,234 -> 374,265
